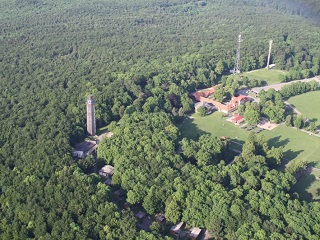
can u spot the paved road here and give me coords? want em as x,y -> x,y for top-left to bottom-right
251,76 -> 320,94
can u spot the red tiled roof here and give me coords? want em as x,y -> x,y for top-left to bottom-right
191,87 -> 248,113
230,95 -> 249,105
191,89 -> 215,101
232,114 -> 244,122
199,97 -> 235,112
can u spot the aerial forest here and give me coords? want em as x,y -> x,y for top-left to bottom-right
1,0 -> 320,239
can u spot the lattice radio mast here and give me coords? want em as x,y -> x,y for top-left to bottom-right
232,33 -> 242,74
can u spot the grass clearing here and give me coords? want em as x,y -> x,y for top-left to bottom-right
291,168 -> 320,202
288,91 -> 320,125
180,112 -> 320,166
180,112 -> 249,144
261,125 -> 320,167
182,91 -> 320,202
234,68 -> 289,85
180,112 -> 320,201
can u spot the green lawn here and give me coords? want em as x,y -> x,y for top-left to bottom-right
234,68 -> 289,85
261,125 -> 320,167
180,112 -> 320,167
288,91 -> 320,125
291,169 -> 320,202
180,112 -> 320,201
180,112 -> 249,148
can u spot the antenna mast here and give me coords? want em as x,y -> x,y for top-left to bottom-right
266,40 -> 273,69
232,33 -> 242,74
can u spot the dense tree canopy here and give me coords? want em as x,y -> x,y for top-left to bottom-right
1,0 -> 320,238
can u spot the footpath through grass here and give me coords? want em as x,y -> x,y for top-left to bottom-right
288,91 -> 320,125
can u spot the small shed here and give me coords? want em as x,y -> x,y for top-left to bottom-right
134,211 -> 147,222
231,114 -> 244,124
99,165 -> 114,178
155,214 -> 165,224
190,227 -> 202,240
72,140 -> 97,159
170,222 -> 185,236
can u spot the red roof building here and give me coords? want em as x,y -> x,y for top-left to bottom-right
198,96 -> 235,113
191,84 -> 250,113
231,114 -> 245,124
230,95 -> 250,105
191,86 -> 216,101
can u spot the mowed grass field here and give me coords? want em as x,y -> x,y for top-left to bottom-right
180,111 -> 320,200
261,125 -> 320,167
286,91 -> 320,201
180,112 -> 320,166
288,91 -> 320,125
180,112 -> 249,150
291,168 -> 320,202
234,68 -> 289,85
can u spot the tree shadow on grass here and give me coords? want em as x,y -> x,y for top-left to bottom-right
290,162 -> 320,202
261,80 -> 268,86
268,135 -> 304,170
276,149 -> 305,171
179,117 -> 208,140
291,173 -> 315,202
267,136 -> 290,148
229,138 -> 245,146
224,138 -> 244,163
227,138 -> 245,153
224,149 -> 240,163
317,188 -> 320,197
309,117 -> 319,123
283,149 -> 304,161
284,106 -> 294,115
307,162 -> 318,168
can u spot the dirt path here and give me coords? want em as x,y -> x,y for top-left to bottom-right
284,101 -> 302,115
300,129 -> 320,138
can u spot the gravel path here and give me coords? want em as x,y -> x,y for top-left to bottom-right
251,76 -> 320,93
284,101 -> 302,115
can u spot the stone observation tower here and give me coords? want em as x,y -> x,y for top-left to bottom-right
86,95 -> 96,136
